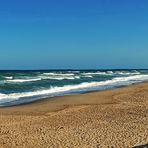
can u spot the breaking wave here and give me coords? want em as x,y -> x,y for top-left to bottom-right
1,74 -> 148,104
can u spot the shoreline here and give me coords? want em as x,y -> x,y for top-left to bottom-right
0,81 -> 147,113
0,81 -> 147,108
0,82 -> 147,147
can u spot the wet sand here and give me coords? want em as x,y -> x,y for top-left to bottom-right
0,83 -> 148,148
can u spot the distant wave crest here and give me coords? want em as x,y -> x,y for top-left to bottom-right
6,78 -> 42,83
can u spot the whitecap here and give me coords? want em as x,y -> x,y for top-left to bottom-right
5,76 -> 13,80
6,78 -> 42,83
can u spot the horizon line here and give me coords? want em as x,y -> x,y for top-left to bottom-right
0,68 -> 148,71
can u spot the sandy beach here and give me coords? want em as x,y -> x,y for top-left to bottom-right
0,83 -> 148,148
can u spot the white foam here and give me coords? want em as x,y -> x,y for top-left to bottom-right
6,78 -> 42,83
1,74 -> 148,103
40,73 -> 77,80
68,71 -> 80,73
83,75 -> 93,78
4,75 -> 80,83
115,71 -> 140,75
82,71 -> 141,76
107,71 -> 114,74
75,76 -> 80,79
82,71 -> 110,75
5,76 -> 13,80
43,73 -> 75,76
40,75 -> 80,80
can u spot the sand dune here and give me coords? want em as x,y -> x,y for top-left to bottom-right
0,83 -> 148,147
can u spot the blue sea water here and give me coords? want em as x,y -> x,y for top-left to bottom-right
0,69 -> 148,106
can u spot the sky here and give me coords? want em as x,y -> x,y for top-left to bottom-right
0,0 -> 148,69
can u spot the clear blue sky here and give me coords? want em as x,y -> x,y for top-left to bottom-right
0,0 -> 148,69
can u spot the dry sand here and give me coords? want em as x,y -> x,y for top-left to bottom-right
0,83 -> 148,148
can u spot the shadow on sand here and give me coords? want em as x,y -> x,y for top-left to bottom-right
133,144 -> 148,148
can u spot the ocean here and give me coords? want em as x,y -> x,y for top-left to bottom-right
0,69 -> 148,106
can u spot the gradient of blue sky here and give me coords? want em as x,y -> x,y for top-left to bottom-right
0,0 -> 148,69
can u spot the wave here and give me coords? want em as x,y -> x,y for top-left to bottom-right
5,75 -> 80,83
42,73 -> 75,76
1,74 -> 148,104
6,78 -> 42,83
83,75 -> 93,78
39,73 -> 78,80
82,71 -> 111,75
4,76 -> 13,80
82,71 -> 141,76
115,71 -> 140,75
107,71 -> 114,74
40,75 -> 80,80
68,71 -> 80,73
0,71 -> 143,85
